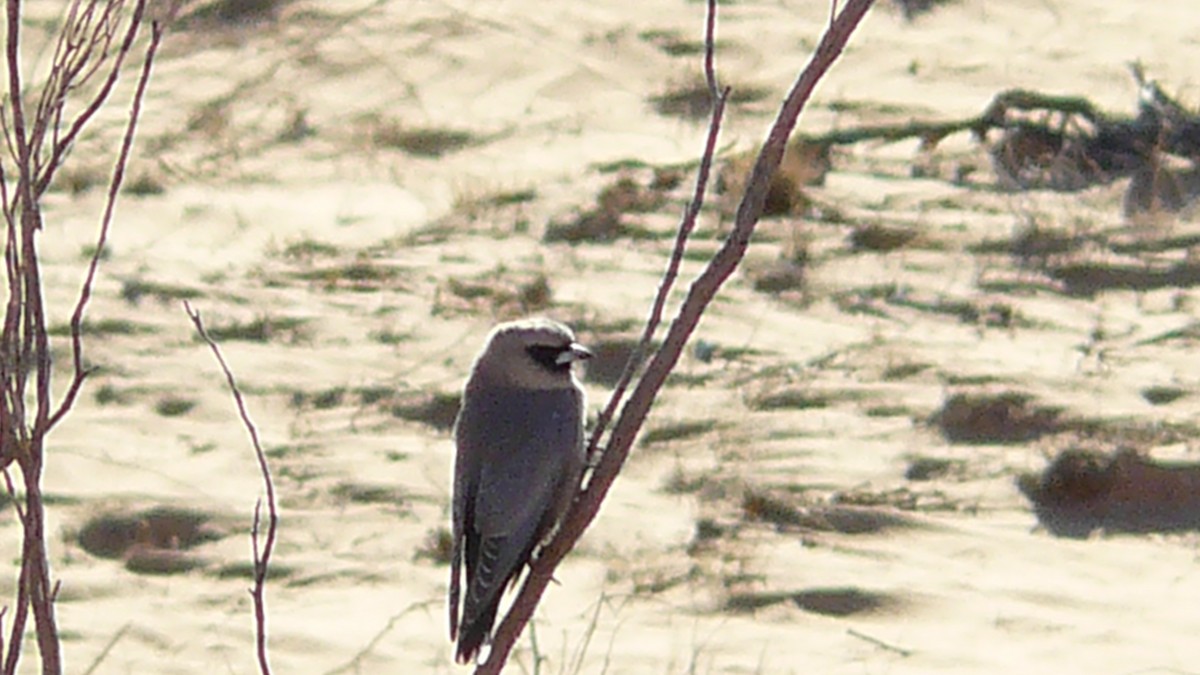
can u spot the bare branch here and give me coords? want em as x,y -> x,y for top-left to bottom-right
80,621 -> 131,675
846,627 -> 913,657
0,3 -> 164,673
476,0 -> 876,671
583,0 -> 730,465
324,600 -> 439,675
5,0 -> 33,208
184,302 -> 277,675
2,542 -> 28,675
48,8 -> 162,431
33,0 -> 148,198
1,464 -> 28,675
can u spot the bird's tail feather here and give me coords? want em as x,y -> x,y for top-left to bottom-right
454,598 -> 501,665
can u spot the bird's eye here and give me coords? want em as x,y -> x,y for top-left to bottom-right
526,344 -> 569,372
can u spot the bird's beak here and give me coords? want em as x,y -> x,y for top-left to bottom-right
556,343 -> 593,365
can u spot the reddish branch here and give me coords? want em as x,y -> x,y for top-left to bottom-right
31,1 -> 145,196
475,0 -> 876,672
583,0 -> 729,474
52,4 -> 162,430
0,3 -> 165,672
185,303 -> 278,675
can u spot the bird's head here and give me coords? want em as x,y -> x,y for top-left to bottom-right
471,318 -> 591,390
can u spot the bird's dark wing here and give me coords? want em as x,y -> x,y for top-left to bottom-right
473,388 -> 582,535
452,387 -> 584,663
449,386 -> 485,642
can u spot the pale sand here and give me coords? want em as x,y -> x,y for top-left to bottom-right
16,0 -> 1200,672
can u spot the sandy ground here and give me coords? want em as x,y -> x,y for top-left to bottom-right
10,0 -> 1200,672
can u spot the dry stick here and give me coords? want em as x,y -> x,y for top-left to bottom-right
0,12 -> 21,667
32,0 -> 149,197
0,467 -> 25,675
3,0 -> 35,441
185,303 -> 278,675
323,599 -> 439,675
80,622 -> 132,675
482,0 -> 724,669
845,628 -> 912,657
2,0 -> 62,667
3,6 -> 158,673
582,0 -> 728,463
48,3 -> 159,431
476,1 -> 876,672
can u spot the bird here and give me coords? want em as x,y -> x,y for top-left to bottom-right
448,318 -> 592,665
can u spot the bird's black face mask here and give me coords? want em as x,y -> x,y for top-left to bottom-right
525,344 -> 573,374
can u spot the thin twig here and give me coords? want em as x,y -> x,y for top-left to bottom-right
846,628 -> 913,657
1,552 -> 26,675
583,0 -> 728,480
48,3 -> 160,431
323,600 -> 438,675
185,302 -> 277,675
80,622 -> 132,675
6,0 -> 34,217
1,468 -> 25,522
566,592 -> 607,675
0,3 -> 160,674
527,619 -> 540,675
481,0 -> 726,669
0,462 -> 28,675
475,1 -> 876,672
32,0 -> 148,197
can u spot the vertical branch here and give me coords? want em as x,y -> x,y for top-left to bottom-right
2,0 -> 32,448
5,0 -> 32,200
0,3 -> 166,673
0,78 -> 24,675
0,470 -> 25,675
48,5 -> 160,430
3,561 -> 29,675
476,0 -> 876,672
2,0 -> 58,671
33,0 -> 148,197
184,303 -> 277,675
583,0 -> 729,466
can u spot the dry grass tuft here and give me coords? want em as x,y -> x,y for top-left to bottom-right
544,176 -> 665,243
640,419 -> 719,446
719,140 -> 831,217
364,115 -> 479,157
931,391 -> 1062,444
435,270 -> 554,318
388,390 -> 462,431
650,77 -> 770,120
414,527 -> 454,565
77,506 -> 228,563
849,223 -> 918,252
723,587 -> 901,617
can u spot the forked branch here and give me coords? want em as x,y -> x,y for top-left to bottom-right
185,303 -> 278,675
476,0 -> 876,672
49,6 -> 165,431
0,2 -> 165,673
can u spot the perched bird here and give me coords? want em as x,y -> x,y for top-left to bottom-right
449,318 -> 591,664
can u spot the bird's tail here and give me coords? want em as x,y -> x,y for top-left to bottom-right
454,597 -> 501,665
